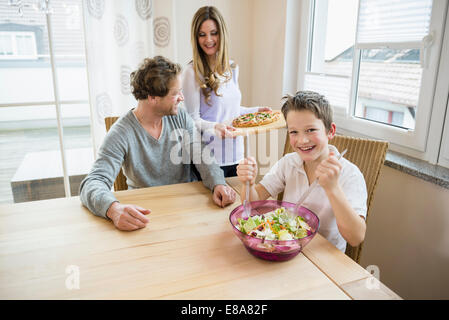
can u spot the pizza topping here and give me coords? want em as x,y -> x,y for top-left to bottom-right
232,110 -> 281,128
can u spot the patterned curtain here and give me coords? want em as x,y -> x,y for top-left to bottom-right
82,0 -> 175,152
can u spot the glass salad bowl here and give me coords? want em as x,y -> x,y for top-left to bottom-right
229,200 -> 320,262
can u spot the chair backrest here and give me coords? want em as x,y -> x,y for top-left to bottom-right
104,117 -> 128,191
282,134 -> 389,263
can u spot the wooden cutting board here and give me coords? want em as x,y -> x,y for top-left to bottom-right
228,110 -> 287,136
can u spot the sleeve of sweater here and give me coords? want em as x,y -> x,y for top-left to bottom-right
180,109 -> 226,189
182,64 -> 217,132
79,124 -> 128,219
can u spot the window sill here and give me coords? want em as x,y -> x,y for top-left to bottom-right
384,151 -> 449,190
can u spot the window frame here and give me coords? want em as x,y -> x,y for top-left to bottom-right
297,0 -> 449,165
433,3 -> 449,168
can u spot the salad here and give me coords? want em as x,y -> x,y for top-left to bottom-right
236,207 -> 312,241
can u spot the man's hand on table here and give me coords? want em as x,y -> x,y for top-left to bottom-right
106,202 -> 151,231
213,184 -> 236,208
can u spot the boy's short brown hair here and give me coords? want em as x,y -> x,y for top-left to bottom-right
281,91 -> 333,132
130,55 -> 182,100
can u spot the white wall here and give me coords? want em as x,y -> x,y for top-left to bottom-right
248,0 -> 287,107
360,166 -> 449,299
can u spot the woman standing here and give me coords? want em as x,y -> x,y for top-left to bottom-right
182,6 -> 270,177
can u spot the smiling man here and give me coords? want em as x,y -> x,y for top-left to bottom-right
80,56 -> 236,231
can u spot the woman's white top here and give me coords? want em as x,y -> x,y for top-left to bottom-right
182,62 -> 258,166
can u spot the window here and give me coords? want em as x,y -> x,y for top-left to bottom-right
0,31 -> 37,59
299,0 -> 449,165
0,0 -> 93,204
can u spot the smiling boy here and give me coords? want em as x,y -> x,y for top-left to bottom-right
237,91 -> 367,252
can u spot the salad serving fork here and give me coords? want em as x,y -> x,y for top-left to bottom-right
294,148 -> 348,212
243,132 -> 252,218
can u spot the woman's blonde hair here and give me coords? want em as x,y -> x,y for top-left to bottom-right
190,6 -> 233,105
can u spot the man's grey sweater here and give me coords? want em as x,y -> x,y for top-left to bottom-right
80,107 -> 226,218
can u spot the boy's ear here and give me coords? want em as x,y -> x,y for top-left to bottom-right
327,123 -> 337,140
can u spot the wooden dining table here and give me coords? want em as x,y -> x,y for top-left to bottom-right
0,177 -> 401,300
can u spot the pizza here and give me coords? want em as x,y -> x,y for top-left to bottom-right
232,111 -> 281,128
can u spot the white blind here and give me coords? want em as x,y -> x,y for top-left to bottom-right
357,0 -> 433,44
303,74 -> 351,110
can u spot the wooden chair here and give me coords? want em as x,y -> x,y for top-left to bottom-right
104,117 -> 128,191
282,134 -> 389,263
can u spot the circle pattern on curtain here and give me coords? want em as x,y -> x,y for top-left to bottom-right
95,92 -> 113,124
86,0 -> 105,19
120,65 -> 132,95
136,0 -> 153,20
114,14 -> 129,47
153,16 -> 170,48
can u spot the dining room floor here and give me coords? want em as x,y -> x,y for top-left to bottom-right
0,125 -> 92,204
